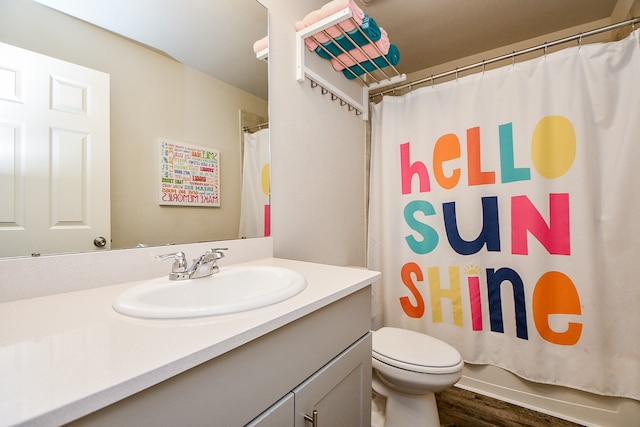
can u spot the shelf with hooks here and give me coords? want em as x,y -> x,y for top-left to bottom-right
295,6 -> 406,120
253,35 -> 269,61
255,48 -> 268,61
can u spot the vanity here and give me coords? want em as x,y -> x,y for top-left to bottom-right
0,257 -> 379,426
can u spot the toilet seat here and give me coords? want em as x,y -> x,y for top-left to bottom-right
372,327 -> 463,374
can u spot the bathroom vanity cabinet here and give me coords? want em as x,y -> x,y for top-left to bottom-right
68,287 -> 372,427
1,257 -> 379,426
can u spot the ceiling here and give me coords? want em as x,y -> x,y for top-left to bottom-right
354,0 -> 621,75
34,0 -> 629,97
34,0 -> 269,100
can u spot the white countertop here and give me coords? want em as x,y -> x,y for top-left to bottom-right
0,258 -> 379,427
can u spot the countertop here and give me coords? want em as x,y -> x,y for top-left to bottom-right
0,258 -> 380,427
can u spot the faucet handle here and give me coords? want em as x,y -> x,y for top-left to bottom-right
195,248 -> 227,264
188,248 -> 228,279
210,247 -> 228,259
156,251 -> 188,272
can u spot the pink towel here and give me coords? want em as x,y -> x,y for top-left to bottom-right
295,0 -> 364,51
253,36 -> 268,53
330,28 -> 390,71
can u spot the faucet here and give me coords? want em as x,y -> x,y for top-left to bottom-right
156,248 -> 228,280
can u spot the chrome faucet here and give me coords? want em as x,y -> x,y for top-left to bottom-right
156,248 -> 228,280
156,251 -> 188,280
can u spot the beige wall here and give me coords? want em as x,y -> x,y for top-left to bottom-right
0,0 -> 268,249
262,0 -> 369,267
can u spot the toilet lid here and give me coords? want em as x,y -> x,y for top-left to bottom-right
372,327 -> 463,374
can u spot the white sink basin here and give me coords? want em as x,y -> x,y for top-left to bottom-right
113,266 -> 307,319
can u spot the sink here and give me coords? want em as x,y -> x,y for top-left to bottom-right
113,266 -> 307,319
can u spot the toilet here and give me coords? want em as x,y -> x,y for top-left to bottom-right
371,327 -> 464,427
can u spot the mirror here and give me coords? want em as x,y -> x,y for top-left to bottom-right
0,0 -> 269,258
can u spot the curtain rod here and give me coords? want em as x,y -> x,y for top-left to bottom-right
372,17 -> 639,98
243,122 -> 269,132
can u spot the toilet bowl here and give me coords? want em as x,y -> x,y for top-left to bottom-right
371,327 -> 464,427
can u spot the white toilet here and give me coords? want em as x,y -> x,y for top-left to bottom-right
371,327 -> 464,427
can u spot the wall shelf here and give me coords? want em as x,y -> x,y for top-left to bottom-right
256,48 -> 268,61
296,7 -> 406,120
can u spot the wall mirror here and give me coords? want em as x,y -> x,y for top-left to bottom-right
0,0 -> 269,258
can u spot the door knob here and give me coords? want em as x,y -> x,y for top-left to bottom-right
93,236 -> 107,247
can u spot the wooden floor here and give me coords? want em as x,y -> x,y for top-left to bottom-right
436,387 -> 583,427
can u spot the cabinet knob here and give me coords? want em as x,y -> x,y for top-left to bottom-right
304,409 -> 318,426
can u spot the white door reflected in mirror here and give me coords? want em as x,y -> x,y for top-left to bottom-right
0,42 -> 110,257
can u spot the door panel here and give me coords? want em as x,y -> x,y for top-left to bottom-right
294,334 -> 372,427
0,42 -> 110,257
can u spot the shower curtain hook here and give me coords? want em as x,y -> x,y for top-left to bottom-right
579,34 -> 583,48
455,67 -> 459,83
512,52 -> 515,67
482,60 -> 486,75
430,75 -> 434,88
544,43 -> 548,57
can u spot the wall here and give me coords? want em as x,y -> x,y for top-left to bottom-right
0,0 -> 268,249
261,0 -> 369,267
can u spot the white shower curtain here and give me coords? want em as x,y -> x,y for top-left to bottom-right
368,30 -> 640,400
239,128 -> 270,238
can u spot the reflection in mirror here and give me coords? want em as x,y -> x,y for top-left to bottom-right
239,111 -> 270,239
0,0 -> 268,258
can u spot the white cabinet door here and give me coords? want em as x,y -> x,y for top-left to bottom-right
0,42 -> 110,257
294,333 -> 372,427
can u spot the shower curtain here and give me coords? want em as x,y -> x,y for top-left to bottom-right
368,30 -> 640,400
239,128 -> 270,238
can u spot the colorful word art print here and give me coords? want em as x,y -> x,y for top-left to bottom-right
158,138 -> 220,207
